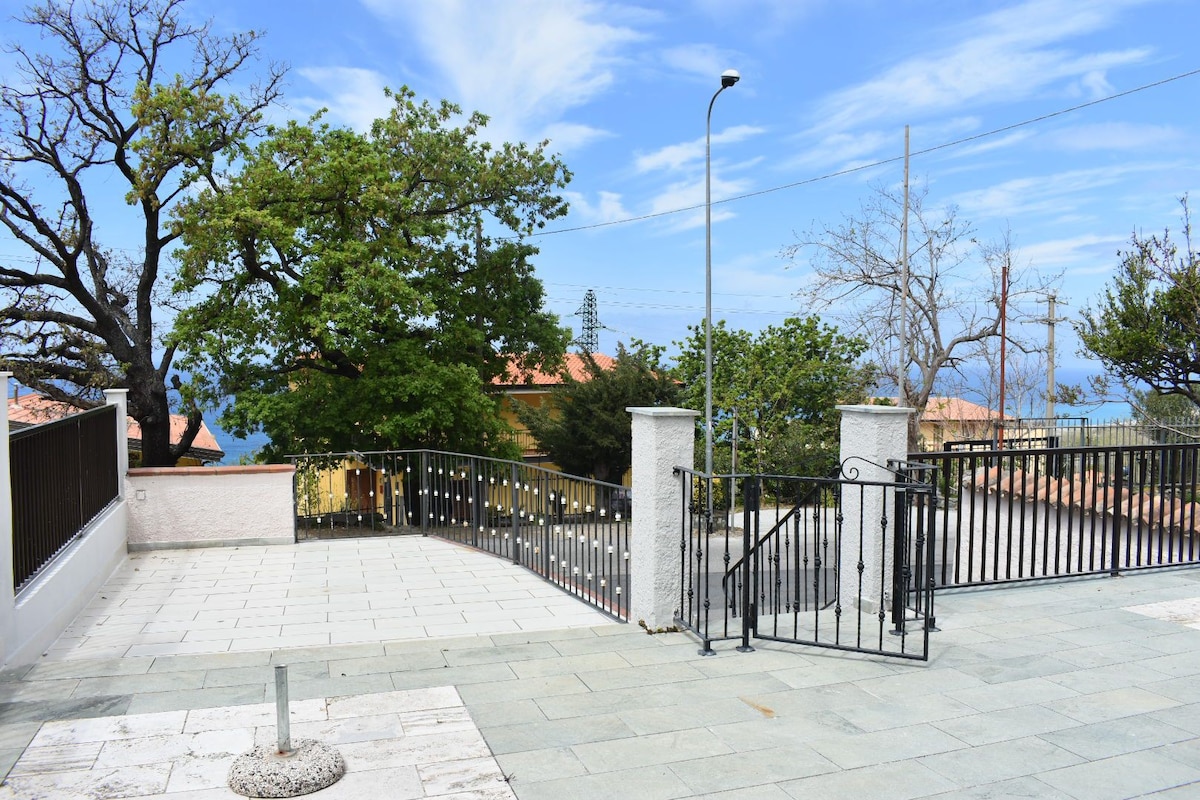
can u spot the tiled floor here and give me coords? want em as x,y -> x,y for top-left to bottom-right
0,686 -> 515,799
3,536 -> 1200,799
48,536 -> 614,661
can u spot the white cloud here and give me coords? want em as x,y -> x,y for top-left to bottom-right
646,174 -> 753,231
809,0 -> 1152,137
692,0 -> 821,28
541,122 -> 614,153
661,43 -> 742,81
1046,122 -> 1185,151
360,0 -> 644,146
635,125 -> 765,173
944,130 -> 1036,159
1079,69 -> 1115,98
1018,233 -> 1126,269
948,163 -> 1176,220
562,190 -> 631,225
788,130 -> 891,171
291,67 -> 392,132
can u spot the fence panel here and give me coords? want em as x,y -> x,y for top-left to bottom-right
675,467 -> 935,661
912,441 -> 1200,588
290,450 -> 630,620
10,405 -> 119,591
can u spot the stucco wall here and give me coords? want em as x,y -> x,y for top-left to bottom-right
126,465 -> 295,549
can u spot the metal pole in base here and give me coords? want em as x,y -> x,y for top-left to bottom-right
275,665 -> 291,755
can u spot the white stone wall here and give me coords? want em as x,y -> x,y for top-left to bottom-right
126,465 -> 296,549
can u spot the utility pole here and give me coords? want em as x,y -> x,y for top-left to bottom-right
899,125 -> 910,408
997,255 -> 1009,449
1039,292 -> 1064,421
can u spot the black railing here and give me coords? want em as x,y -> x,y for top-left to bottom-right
10,404 -> 119,591
289,450 -> 630,620
502,429 -> 544,455
675,467 -> 935,661
911,441 -> 1200,588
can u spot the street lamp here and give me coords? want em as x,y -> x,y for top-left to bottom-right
705,68 -> 740,480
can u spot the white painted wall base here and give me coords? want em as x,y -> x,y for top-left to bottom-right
9,500 -> 128,666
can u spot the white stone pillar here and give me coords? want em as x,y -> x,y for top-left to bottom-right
836,404 -> 913,614
627,407 -> 697,629
103,389 -> 129,496
0,373 -> 15,662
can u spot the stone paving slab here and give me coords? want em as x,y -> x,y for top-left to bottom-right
46,537 -> 613,662
0,688 -> 515,800
2,537 -> 1200,798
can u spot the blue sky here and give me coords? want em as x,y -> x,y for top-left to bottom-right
5,0 -> 1200,441
193,0 -> 1198,384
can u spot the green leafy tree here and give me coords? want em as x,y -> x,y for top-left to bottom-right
172,90 -> 571,459
1129,388 -> 1199,444
673,316 -> 875,477
1077,199 -> 1200,409
517,343 -> 680,482
0,0 -> 281,465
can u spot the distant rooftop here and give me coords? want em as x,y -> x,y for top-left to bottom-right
8,391 -> 225,463
493,352 -> 617,388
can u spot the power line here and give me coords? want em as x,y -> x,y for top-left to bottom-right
546,280 -> 787,300
520,66 -> 1200,239
547,296 -> 795,316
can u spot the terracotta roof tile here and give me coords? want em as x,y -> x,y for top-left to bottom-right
494,353 -> 617,387
8,392 -> 224,459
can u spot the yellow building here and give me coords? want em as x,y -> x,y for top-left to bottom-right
493,352 -> 617,467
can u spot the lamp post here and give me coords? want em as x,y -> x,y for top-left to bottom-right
705,68 -> 740,481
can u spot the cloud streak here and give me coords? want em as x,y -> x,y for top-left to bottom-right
808,0 -> 1153,138
360,0 -> 644,147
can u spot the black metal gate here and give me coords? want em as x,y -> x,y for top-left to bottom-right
675,462 -> 937,661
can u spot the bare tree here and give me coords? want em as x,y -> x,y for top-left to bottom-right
783,184 -> 1055,451
0,0 -> 282,465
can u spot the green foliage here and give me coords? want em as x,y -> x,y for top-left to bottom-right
672,316 -> 876,476
172,89 -> 571,459
1131,387 -> 1199,423
1077,199 -> 1200,409
516,343 -> 680,482
0,0 -> 281,465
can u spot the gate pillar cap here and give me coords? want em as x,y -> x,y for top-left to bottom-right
836,404 -> 915,416
627,407 -> 699,418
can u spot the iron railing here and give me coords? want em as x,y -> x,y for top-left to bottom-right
911,440 -> 1200,588
675,466 -> 936,661
288,450 -> 630,620
10,404 -> 119,591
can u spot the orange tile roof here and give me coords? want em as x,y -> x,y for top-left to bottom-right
919,397 -> 1010,423
494,352 -> 617,387
8,392 -> 224,460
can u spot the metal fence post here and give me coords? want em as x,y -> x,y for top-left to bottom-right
1111,448 -> 1124,576
420,451 -> 430,535
890,475 -> 908,636
511,462 -> 521,565
737,475 -> 756,653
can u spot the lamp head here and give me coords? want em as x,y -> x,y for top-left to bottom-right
721,69 -> 740,88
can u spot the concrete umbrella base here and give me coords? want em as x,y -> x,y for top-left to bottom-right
228,739 -> 346,798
